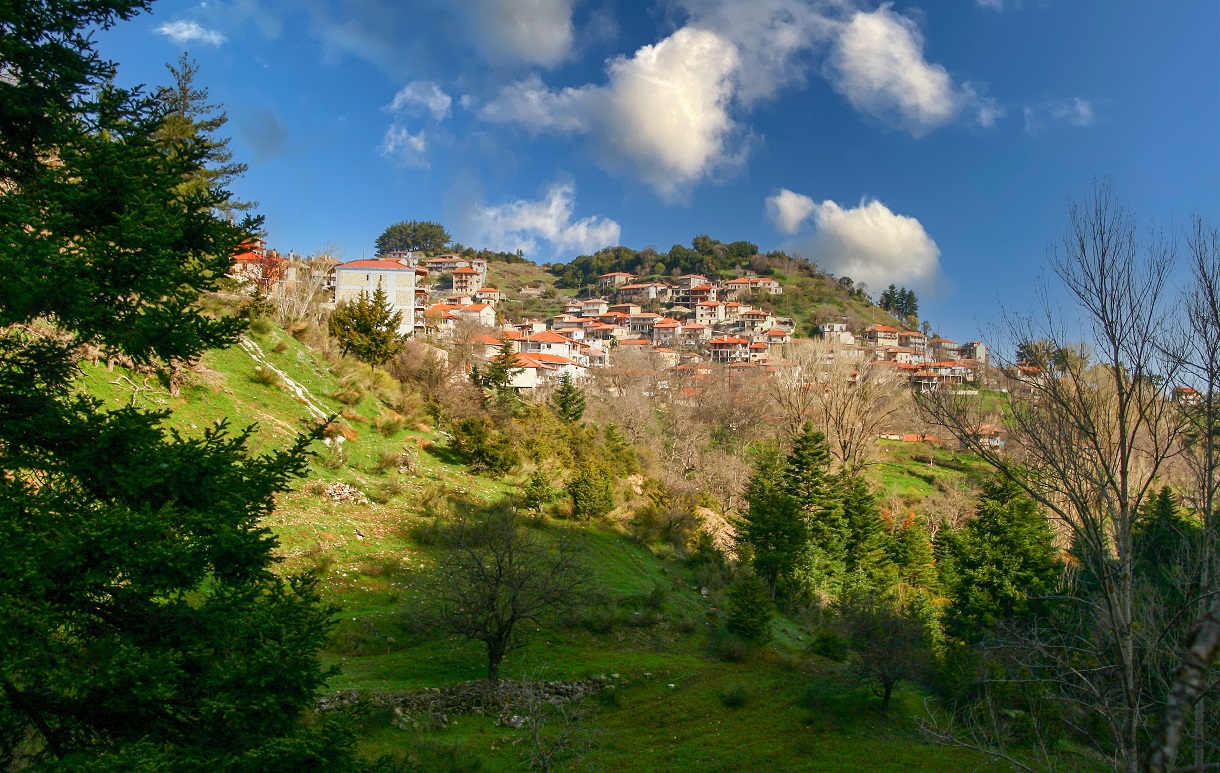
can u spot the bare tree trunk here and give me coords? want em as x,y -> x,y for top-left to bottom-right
1145,593 -> 1220,773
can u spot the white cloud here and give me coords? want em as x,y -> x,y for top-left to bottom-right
459,0 -> 575,68
468,183 -> 621,258
379,126 -> 429,168
386,81 -> 452,121
480,26 -> 744,201
155,20 -> 227,46
976,0 -> 1005,10
1024,97 -> 1095,134
826,4 -> 1000,135
784,196 -> 942,291
672,0 -> 838,105
766,188 -> 817,234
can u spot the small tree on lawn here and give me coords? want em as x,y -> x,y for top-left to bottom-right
432,507 -> 589,683
726,573 -> 774,644
837,591 -> 932,713
550,373 -> 586,423
327,286 -> 405,366
523,469 -> 557,514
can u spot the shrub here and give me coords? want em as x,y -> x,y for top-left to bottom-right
450,416 -> 518,474
708,630 -> 753,663
809,629 -> 850,662
331,385 -> 365,406
372,451 -> 406,475
374,410 -> 406,437
569,465 -> 614,520
725,574 -> 774,644
316,444 -> 346,470
248,317 -> 274,336
272,340 -> 289,354
719,683 -> 749,709
250,365 -> 281,388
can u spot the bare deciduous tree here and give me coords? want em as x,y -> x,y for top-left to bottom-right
431,507 -> 590,683
769,338 -> 905,472
917,180 -> 1187,771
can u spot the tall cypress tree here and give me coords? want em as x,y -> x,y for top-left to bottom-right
841,474 -> 897,592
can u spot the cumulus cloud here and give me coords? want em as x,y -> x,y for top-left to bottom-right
1023,97 -> 1095,134
459,0 -> 575,68
379,126 -> 429,168
155,20 -> 227,46
766,188 -> 817,234
826,4 -> 1000,135
386,81 -> 453,120
783,196 -> 942,291
481,26 -> 743,201
468,183 -> 621,258
673,0 -> 838,105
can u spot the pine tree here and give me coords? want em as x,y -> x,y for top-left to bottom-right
155,53 -> 252,213
0,4 -> 361,766
327,285 -> 405,365
1134,485 -> 1198,588
550,372 -> 586,423
896,515 -> 939,590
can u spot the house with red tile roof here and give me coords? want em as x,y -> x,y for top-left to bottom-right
336,256 -> 419,335
864,324 -> 901,347
451,266 -> 484,295
598,271 -> 636,291
708,336 -> 751,364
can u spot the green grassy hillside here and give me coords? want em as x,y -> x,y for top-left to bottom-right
72,324 -> 1016,772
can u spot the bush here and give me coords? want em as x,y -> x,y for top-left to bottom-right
316,444 -> 346,470
248,316 -> 274,336
809,629 -> 850,662
719,683 -> 749,709
250,365 -> 281,388
451,417 -> 519,475
569,464 -> 614,520
725,574 -> 774,644
708,630 -> 754,663
331,385 -> 365,406
374,410 -> 406,437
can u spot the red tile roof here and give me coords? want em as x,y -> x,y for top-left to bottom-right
340,259 -> 415,270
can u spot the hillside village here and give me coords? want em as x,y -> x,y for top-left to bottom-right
235,240 -> 989,395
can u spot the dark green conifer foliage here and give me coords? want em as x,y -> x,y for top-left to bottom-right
550,372 -> 586,423
1134,485 -> 1199,588
523,469 -> 556,513
155,53 -> 251,213
0,2 -> 362,767
783,423 -> 848,585
739,446 -> 808,594
936,476 -> 1061,644
896,516 -> 939,590
569,465 -> 614,520
840,474 -> 898,591
327,286 -> 405,366
726,574 -> 775,644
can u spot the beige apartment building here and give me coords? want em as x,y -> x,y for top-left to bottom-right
334,257 -> 421,335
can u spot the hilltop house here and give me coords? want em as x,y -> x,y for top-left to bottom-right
335,257 -> 419,335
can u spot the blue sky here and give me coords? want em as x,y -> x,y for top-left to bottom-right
96,0 -> 1219,340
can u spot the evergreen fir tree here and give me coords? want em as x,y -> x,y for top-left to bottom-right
155,53 -> 252,213
841,474 -> 898,592
1134,485 -> 1198,588
936,476 -> 1061,644
739,446 -> 808,594
0,4 -> 362,766
523,469 -> 556,513
327,286 -> 405,366
783,423 -> 848,585
569,464 -> 614,520
550,372 -> 586,423
726,574 -> 775,644
896,516 -> 939,590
